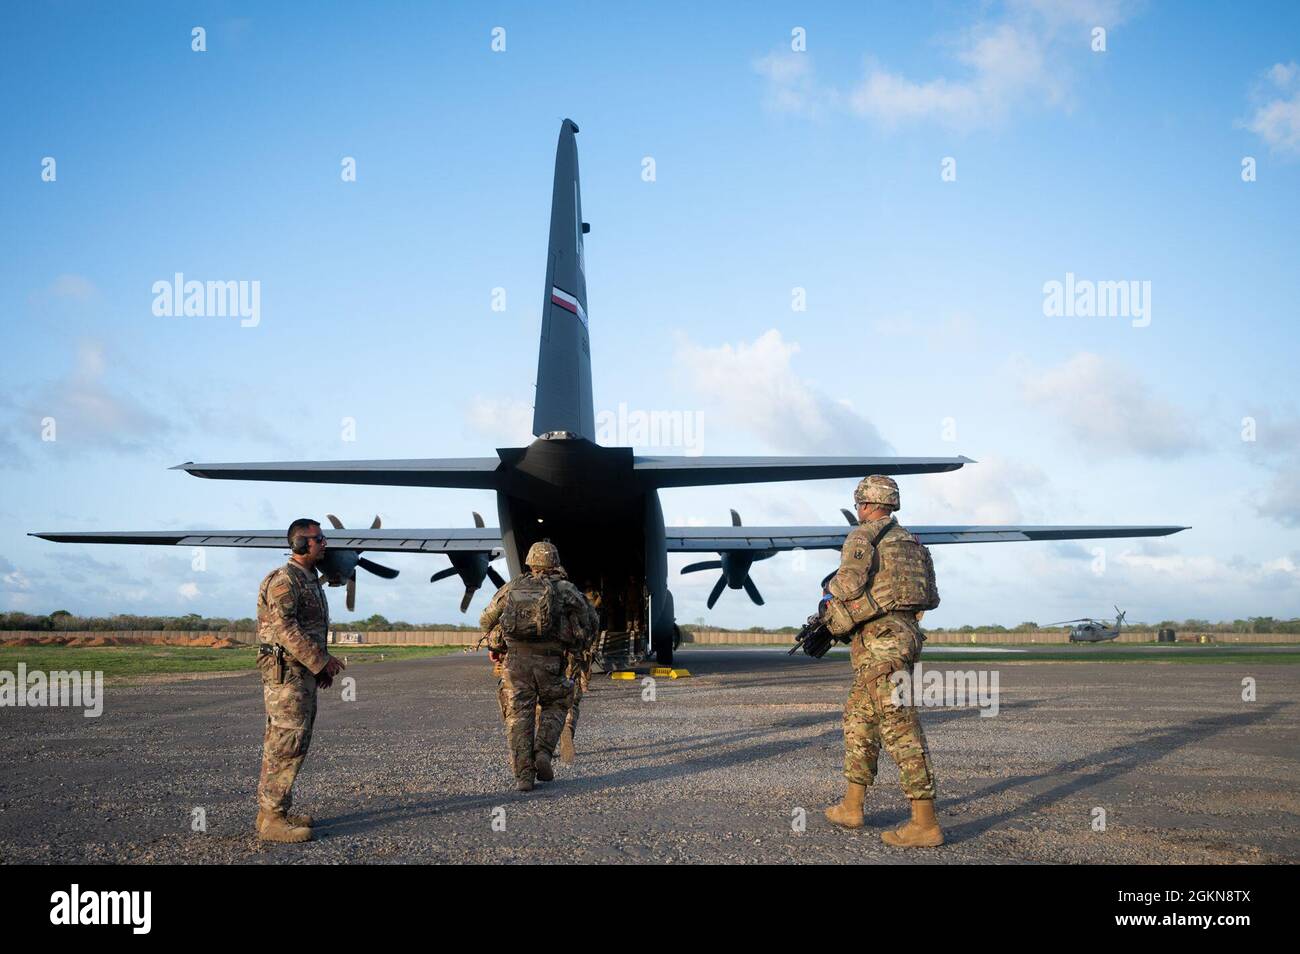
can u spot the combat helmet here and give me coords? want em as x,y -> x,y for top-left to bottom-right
525,541 -> 561,569
854,475 -> 900,509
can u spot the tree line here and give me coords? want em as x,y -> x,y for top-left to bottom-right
4,612 -> 1298,635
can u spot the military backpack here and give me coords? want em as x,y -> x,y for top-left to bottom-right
499,574 -> 560,641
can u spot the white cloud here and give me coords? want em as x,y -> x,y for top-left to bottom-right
675,329 -> 891,455
1020,352 -> 1203,458
911,455 -> 1050,524
49,274 -> 98,302
1241,61 -> 1300,155
1242,410 -> 1300,526
23,342 -> 173,452
756,2 -> 1133,130
869,312 -> 975,347
753,52 -> 839,117
465,396 -> 534,445
1255,472 -> 1300,528
850,23 -> 1061,129
1114,550 -> 1300,590
3,568 -> 32,592
178,582 -> 201,600
27,274 -> 99,306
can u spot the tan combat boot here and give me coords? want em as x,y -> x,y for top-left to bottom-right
824,782 -> 867,829
286,813 -> 313,827
559,725 -> 576,764
516,775 -> 535,792
256,809 -> 312,843
881,798 -> 944,847
535,752 -> 554,782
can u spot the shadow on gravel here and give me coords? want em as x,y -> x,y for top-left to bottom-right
325,696 -> 1047,837
941,702 -> 1289,845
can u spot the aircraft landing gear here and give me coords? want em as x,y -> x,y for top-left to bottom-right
654,624 -> 681,667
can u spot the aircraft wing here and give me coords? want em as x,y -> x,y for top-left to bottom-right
666,524 -> 1189,552
172,457 -> 502,488
634,455 -> 973,488
29,527 -> 503,553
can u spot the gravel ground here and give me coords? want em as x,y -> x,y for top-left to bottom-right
1,648 -> 1296,864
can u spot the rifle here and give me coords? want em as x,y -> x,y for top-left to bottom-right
788,613 -> 839,659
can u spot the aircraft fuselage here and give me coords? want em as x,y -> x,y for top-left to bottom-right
494,436 -> 675,663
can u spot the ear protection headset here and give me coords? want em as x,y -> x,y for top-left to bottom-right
289,523 -> 320,554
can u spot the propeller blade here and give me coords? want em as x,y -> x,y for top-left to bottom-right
346,576 -> 356,612
358,557 -> 399,579
706,574 -> 727,610
742,576 -> 765,606
841,508 -> 857,526
473,511 -> 485,529
325,514 -> 345,530
370,514 -> 381,530
486,566 -> 507,589
430,567 -> 459,583
730,509 -> 742,527
681,560 -> 723,574
459,586 -> 478,614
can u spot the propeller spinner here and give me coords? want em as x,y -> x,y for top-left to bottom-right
429,512 -> 506,612
680,509 -> 776,609
317,514 -> 400,612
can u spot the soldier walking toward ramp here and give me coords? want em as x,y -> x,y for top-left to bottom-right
481,542 -> 596,791
558,588 -> 601,763
820,476 -> 944,847
254,518 -> 346,843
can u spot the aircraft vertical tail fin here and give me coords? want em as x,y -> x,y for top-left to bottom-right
532,118 -> 595,440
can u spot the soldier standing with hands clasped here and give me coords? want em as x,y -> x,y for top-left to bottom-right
480,542 -> 596,791
254,518 -> 346,843
820,476 -> 944,847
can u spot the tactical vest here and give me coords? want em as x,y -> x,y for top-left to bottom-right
498,574 -> 561,641
868,522 -> 940,614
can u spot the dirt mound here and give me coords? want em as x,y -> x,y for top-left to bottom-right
1,633 -> 247,649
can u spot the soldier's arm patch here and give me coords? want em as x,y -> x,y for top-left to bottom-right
267,576 -> 298,616
830,529 -> 874,599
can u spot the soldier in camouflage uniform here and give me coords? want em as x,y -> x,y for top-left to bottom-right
558,588 -> 601,763
821,476 -> 944,847
254,518 -> 346,843
480,542 -> 596,791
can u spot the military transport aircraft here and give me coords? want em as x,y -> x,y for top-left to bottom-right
31,119 -> 1187,667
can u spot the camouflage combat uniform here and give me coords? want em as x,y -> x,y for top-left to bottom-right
255,560 -> 330,816
562,596 -> 601,739
480,556 -> 594,786
824,514 -> 937,801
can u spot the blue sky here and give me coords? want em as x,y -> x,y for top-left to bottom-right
2,0 -> 1297,628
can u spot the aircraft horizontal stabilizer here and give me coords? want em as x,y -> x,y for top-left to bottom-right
634,455 -> 973,488
173,458 -> 502,489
